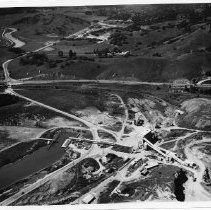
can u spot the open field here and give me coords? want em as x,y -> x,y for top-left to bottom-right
16,89 -> 109,113
0,93 -> 86,127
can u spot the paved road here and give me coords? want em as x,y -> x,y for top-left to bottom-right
16,79 -> 172,86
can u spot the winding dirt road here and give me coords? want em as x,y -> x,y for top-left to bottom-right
2,28 -> 25,48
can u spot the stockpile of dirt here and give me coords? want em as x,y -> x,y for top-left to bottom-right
177,98 -> 211,130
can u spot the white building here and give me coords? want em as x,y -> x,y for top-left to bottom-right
61,139 -> 71,148
81,193 -> 96,204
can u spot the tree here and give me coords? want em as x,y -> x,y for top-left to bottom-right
58,50 -> 63,57
113,47 -> 121,53
189,11 -> 200,24
85,11 -> 92,15
132,13 -> 142,25
203,167 -> 210,182
19,57 -> 27,65
68,49 -> 76,59
152,52 -> 161,57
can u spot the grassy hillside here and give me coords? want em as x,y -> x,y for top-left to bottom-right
97,53 -> 211,81
9,51 -> 211,82
0,8 -> 93,52
3,4 -> 211,82
13,13 -> 90,37
97,56 -> 168,81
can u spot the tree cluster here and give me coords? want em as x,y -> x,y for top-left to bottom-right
152,52 -> 162,57
93,47 -> 121,57
8,47 -> 25,55
68,49 -> 77,59
19,52 -> 48,66
109,31 -> 127,46
108,11 -> 131,21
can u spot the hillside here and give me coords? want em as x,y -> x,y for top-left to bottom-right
97,53 -> 211,82
2,4 -> 211,82
177,98 -> 211,130
12,13 -> 90,37
9,51 -> 211,82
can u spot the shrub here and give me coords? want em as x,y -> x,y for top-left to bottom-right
109,31 -> 127,46
68,49 -> 76,59
58,50 -> 63,57
19,52 -> 48,66
152,52 -> 162,57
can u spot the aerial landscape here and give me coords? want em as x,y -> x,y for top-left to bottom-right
0,3 -> 211,205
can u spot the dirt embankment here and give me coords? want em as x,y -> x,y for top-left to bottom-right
177,98 -> 211,131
